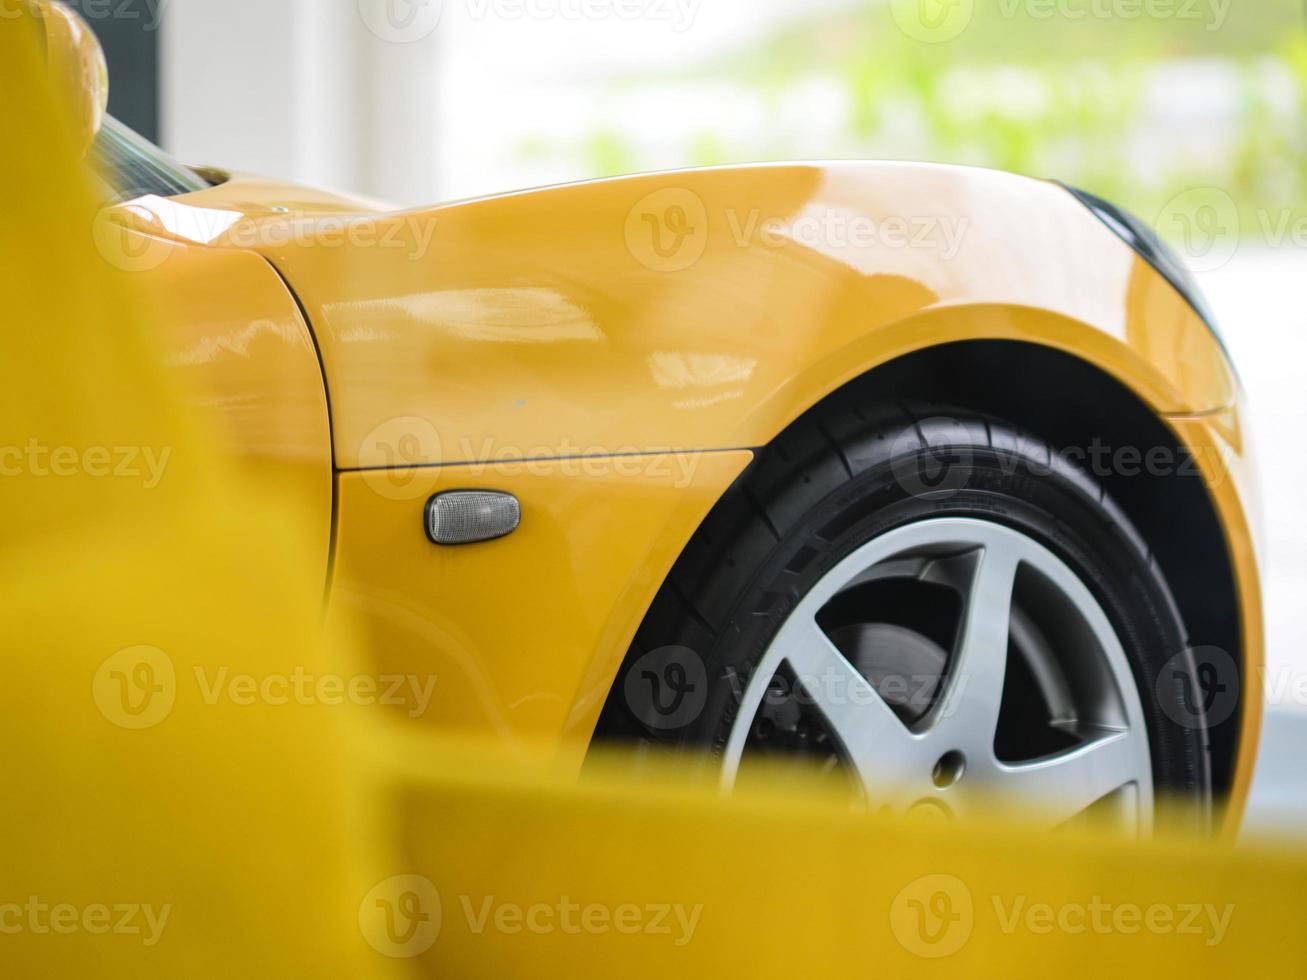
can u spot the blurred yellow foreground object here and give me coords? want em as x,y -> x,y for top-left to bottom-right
2,8 -> 1305,978
0,5 -> 383,976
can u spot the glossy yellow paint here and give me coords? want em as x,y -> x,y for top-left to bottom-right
329,404 -> 1264,819
175,175 -> 386,226
2,22 -> 380,975
18,15 -> 1305,978
329,450 -> 751,762
1165,400 -> 1263,839
30,0 -> 108,153
118,164 -> 1236,467
214,161 -> 1252,813
83,62 -> 1257,826
89,199 -> 336,578
403,747 -> 1307,978
237,163 -> 1234,469
97,161 -> 1261,824
141,241 -> 336,578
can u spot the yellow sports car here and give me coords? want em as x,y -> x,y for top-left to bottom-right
49,2 -> 1259,836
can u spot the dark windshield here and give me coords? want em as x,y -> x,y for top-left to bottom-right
89,116 -> 211,200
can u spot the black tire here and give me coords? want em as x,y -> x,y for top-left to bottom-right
594,393 -> 1212,827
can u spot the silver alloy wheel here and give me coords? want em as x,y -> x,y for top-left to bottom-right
721,518 -> 1154,833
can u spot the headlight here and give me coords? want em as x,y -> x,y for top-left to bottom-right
1060,183 -> 1229,361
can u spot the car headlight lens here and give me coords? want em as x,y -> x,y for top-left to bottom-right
1061,183 -> 1228,359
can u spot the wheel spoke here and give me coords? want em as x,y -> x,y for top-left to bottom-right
929,544 -> 1020,754
784,622 -> 923,791
990,730 -> 1146,825
725,518 -> 1156,835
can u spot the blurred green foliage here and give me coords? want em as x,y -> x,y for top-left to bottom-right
572,0 -> 1307,237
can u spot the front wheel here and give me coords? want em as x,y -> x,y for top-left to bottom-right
596,403 -> 1212,835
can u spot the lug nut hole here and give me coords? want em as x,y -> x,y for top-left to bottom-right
932,750 -> 966,789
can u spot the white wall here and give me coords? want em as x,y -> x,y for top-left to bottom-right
158,0 -> 857,205
161,0 -> 439,206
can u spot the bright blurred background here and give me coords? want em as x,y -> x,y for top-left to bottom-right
72,0 -> 1307,833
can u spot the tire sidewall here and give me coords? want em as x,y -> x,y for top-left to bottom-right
686,442 -> 1209,821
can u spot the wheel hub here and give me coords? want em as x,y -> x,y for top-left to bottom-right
724,518 -> 1154,834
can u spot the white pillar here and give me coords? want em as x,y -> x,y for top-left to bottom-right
160,0 -> 439,206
